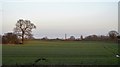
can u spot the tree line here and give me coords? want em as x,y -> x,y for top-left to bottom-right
40,31 -> 119,41
0,19 -> 119,44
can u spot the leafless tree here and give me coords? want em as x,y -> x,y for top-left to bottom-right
14,19 -> 36,44
108,30 -> 119,40
69,36 -> 75,40
80,35 -> 83,40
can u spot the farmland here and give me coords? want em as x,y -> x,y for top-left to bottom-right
2,40 -> 119,65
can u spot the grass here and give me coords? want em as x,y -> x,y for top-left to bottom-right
2,40 -> 119,65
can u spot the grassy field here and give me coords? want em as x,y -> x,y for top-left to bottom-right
2,40 -> 119,65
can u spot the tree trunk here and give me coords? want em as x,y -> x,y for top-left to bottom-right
22,31 -> 24,44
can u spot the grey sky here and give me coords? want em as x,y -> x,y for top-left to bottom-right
1,0 -> 119,39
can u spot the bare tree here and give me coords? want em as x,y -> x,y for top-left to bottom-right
69,36 -> 75,40
108,30 -> 119,40
80,35 -> 83,40
14,19 -> 36,44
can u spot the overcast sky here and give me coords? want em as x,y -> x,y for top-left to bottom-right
0,0 -> 119,39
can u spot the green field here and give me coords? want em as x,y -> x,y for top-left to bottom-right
2,40 -> 119,65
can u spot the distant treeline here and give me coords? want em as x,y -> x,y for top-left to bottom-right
0,30 -> 119,44
39,34 -> 117,41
